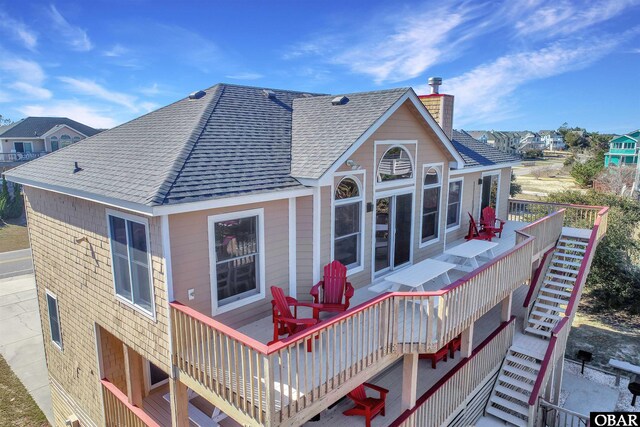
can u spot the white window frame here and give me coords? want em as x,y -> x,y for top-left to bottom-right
208,208 -> 266,316
332,173 -> 365,275
419,163 -> 443,248
479,171 -> 501,219
445,177 -> 464,232
13,141 -> 33,153
106,209 -> 156,320
144,360 -> 169,392
45,289 -> 63,351
375,142 -> 417,190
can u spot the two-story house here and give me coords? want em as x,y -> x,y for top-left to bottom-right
604,130 -> 639,167
538,131 -> 565,151
5,80 -> 608,427
0,117 -> 100,168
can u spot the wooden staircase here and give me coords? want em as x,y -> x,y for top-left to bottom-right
485,348 -> 542,426
525,231 -> 589,338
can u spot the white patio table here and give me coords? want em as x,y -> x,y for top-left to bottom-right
444,240 -> 499,272
385,258 -> 457,292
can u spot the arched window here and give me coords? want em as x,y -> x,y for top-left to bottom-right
334,177 -> 362,269
421,167 -> 441,243
60,134 -> 72,148
72,136 -> 81,143
377,147 -> 413,182
50,136 -> 59,151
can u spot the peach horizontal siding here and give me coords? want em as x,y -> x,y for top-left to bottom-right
169,199 -> 291,328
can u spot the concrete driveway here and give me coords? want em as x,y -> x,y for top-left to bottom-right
0,273 -> 54,424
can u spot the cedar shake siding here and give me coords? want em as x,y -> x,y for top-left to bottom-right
25,187 -> 169,426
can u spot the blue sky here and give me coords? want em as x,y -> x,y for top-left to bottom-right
0,0 -> 638,133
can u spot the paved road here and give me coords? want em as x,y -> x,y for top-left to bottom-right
0,273 -> 54,424
0,248 -> 33,279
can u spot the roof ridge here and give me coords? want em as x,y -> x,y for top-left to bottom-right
150,85 -> 225,206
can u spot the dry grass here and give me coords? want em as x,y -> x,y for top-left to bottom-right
0,218 -> 30,253
565,302 -> 640,371
0,355 -> 48,427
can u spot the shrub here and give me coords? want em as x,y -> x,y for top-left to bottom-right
509,172 -> 522,197
3,183 -> 23,219
571,158 -> 603,187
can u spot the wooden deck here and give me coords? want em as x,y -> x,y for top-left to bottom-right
236,221 -> 524,344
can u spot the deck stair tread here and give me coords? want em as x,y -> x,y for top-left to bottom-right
505,355 -> 541,371
498,375 -> 535,391
553,253 -> 583,260
540,287 -> 572,298
551,260 -> 582,267
537,294 -> 568,305
494,384 -> 530,402
562,227 -> 592,239
531,310 -> 561,320
546,274 -> 576,282
533,302 -> 562,312
543,280 -> 574,289
559,239 -> 589,246
502,365 -> 538,381
549,266 -> 579,274
485,406 -> 527,427
557,245 -> 587,253
490,396 -> 529,416
528,318 -> 557,328
525,327 -> 552,338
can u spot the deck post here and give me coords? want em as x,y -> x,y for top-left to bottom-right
461,323 -> 474,358
169,375 -> 189,427
552,357 -> 564,405
501,292 -> 512,322
401,353 -> 419,410
123,343 -> 144,407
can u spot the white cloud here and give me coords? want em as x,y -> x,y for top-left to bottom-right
430,35 -> 627,126
103,44 -> 129,57
0,55 -> 51,102
58,77 -> 158,114
225,72 -> 264,80
138,83 -> 161,96
0,11 -> 38,50
9,82 -> 52,100
18,101 -> 119,129
48,5 -> 93,51
514,0 -> 640,38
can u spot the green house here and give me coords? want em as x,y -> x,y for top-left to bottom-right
604,130 -> 639,167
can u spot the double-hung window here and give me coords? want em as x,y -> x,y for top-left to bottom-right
446,179 -> 463,229
334,177 -> 363,270
107,211 -> 154,316
421,167 -> 441,243
46,290 -> 62,349
209,209 -> 265,314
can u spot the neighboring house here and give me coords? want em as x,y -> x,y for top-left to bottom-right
604,130 -> 639,167
5,81 -> 607,427
468,131 -> 520,154
0,117 -> 100,165
517,131 -> 545,153
539,130 -> 566,151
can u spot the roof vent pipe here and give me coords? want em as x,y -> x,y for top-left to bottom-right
73,162 -> 82,174
428,77 -> 442,95
331,95 -> 349,105
262,89 -> 276,99
188,90 -> 206,100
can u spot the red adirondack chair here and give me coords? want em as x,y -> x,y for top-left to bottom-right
481,206 -> 506,238
343,383 -> 388,427
269,286 -> 320,350
449,335 -> 462,358
465,212 -> 495,241
419,344 -> 449,369
310,260 -> 355,320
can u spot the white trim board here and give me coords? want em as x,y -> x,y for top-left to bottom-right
449,163 -> 519,175
331,172 -> 366,276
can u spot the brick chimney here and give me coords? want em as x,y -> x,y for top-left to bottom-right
419,77 -> 454,140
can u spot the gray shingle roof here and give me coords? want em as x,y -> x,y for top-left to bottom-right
0,117 -> 100,138
291,88 -> 409,179
452,130 -> 520,167
6,84 -> 321,207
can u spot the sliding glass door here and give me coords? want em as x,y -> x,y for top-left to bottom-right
375,193 -> 412,274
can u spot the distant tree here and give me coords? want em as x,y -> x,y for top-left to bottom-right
571,151 -> 605,187
0,115 -> 13,126
3,183 -> 23,219
509,172 -> 522,197
589,132 -> 613,151
565,131 -> 589,148
0,177 -> 9,218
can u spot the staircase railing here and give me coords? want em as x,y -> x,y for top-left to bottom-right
171,236 -> 534,426
101,379 -> 160,427
537,398 -> 589,427
514,209 -> 564,260
508,199 -> 604,230
523,246 -> 556,328
390,317 -> 516,427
